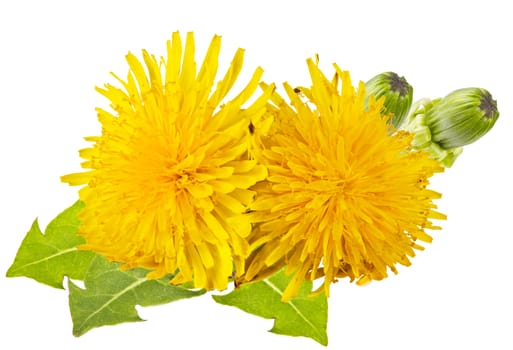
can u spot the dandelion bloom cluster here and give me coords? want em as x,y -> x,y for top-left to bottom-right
62,32 -> 272,290
240,60 -> 446,300
63,33 -> 445,297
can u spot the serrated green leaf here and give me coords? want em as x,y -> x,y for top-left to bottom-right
6,201 -> 95,288
69,255 -> 206,337
213,269 -> 328,346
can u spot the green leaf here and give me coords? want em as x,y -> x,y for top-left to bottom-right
6,201 -> 95,288
213,269 -> 328,346
69,255 -> 206,337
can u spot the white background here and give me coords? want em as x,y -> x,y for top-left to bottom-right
1,1 -> 512,349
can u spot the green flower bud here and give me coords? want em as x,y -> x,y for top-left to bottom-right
424,88 -> 499,149
365,72 -> 413,128
403,88 -> 499,168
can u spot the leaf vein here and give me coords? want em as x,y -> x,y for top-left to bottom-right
262,278 -> 321,338
76,277 -> 147,333
9,247 -> 77,272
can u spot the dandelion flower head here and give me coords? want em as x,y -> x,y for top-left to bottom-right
62,32 -> 271,291
241,59 -> 446,300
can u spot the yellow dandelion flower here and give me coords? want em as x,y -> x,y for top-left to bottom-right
61,32 -> 272,291
240,59 -> 446,301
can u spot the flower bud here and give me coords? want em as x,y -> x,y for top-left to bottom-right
365,72 -> 413,128
425,88 -> 499,149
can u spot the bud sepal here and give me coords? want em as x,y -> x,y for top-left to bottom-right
403,98 -> 463,167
